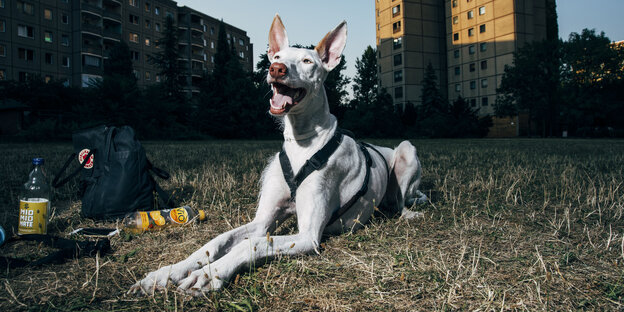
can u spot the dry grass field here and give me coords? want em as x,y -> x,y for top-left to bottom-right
1,139 -> 623,311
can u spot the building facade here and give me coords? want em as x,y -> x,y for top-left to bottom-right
0,0 -> 253,91
375,0 -> 553,116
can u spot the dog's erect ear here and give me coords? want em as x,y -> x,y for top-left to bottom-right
268,14 -> 289,60
315,21 -> 347,71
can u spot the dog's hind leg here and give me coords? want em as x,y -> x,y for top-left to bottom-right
385,141 -> 426,219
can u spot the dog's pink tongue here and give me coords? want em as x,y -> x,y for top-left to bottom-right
272,93 -> 293,110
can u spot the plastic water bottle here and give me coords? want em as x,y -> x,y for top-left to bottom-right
18,158 -> 51,235
122,206 -> 207,233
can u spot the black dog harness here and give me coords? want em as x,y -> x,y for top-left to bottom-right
279,128 -> 389,225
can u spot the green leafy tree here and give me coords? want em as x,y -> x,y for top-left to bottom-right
417,63 -> 452,137
196,20 -> 274,138
149,15 -> 189,127
86,40 -> 141,127
494,39 -> 562,136
561,29 -> 624,136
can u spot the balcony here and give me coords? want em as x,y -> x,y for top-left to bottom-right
190,22 -> 203,32
191,68 -> 203,77
82,44 -> 103,56
82,24 -> 102,36
102,28 -> 121,41
81,3 -> 102,17
102,9 -> 121,22
103,0 -> 121,5
191,36 -> 203,47
191,53 -> 203,61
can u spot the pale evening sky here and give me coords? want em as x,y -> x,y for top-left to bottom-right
175,0 -> 624,82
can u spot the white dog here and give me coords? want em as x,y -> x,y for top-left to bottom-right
129,14 -> 425,296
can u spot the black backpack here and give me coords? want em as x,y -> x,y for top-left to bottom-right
53,125 -> 175,220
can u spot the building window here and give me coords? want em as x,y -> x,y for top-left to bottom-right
145,71 -> 150,80
239,51 -> 244,58
455,84 -> 461,92
469,63 -> 476,72
155,23 -> 161,32
210,27 -> 215,35
468,28 -> 474,37
467,11 -> 474,19
18,1 -> 34,15
18,48 -> 34,61
454,66 -> 460,76
470,80 -> 476,89
145,19 -> 151,28
62,56 -> 70,67
129,0 -> 138,7
155,75 -> 160,82
129,14 -> 139,25
480,42 -> 487,52
454,50 -> 460,58
392,5 -> 400,17
482,97 -> 489,106
394,53 -> 402,66
211,41 -> 215,49
453,33 -> 459,41
129,33 -> 139,43
393,37 -> 402,49
44,8 -> 53,20
0,69 -> 5,80
470,99 -> 476,107
45,75 -> 53,83
479,6 -> 486,15
469,45 -> 475,54
481,60 -> 487,70
0,20 -> 5,32
0,44 -> 5,57
154,6 -> 160,15
393,21 -> 401,33
45,52 -> 53,64
62,34 -> 69,46
452,0 -> 458,8
145,2 -> 150,12
145,37 -> 150,46
0,0 -> 4,8
239,38 -> 244,46
481,79 -> 488,88
452,16 -> 458,25
130,50 -> 139,61
18,25 -> 34,38
166,11 -> 173,19
62,13 -> 69,24
44,31 -> 53,43
394,70 -> 403,82
394,86 -> 403,99
83,55 -> 100,67
480,24 -> 486,33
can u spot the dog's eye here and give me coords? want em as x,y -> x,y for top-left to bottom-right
303,59 -> 313,64
274,55 -> 280,60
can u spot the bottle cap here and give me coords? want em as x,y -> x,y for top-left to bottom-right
32,158 -> 44,165
198,210 -> 206,221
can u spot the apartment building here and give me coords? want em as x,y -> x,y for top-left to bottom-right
375,0 -> 554,116
0,0 -> 253,91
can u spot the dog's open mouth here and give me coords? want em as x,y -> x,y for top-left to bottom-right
270,83 -> 306,115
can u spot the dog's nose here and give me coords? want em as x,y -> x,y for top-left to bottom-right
269,62 -> 288,78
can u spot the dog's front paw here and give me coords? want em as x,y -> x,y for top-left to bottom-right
177,266 -> 224,296
128,264 -> 185,296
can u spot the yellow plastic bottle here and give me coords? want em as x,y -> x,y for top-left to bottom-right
122,206 -> 206,233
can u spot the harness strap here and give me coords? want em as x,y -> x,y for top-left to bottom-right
279,128 -> 344,198
279,128 -> 391,226
327,143 -> 372,225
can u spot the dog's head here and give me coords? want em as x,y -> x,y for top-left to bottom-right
266,14 -> 347,116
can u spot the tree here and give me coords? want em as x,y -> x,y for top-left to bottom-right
149,15 -> 189,127
85,41 -> 141,127
494,39 -> 562,136
352,46 -> 378,109
417,63 -> 452,137
561,29 -> 624,136
195,20 -> 274,138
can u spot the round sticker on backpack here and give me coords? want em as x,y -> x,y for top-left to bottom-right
78,149 -> 94,169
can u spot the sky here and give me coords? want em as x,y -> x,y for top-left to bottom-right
175,0 -> 624,82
